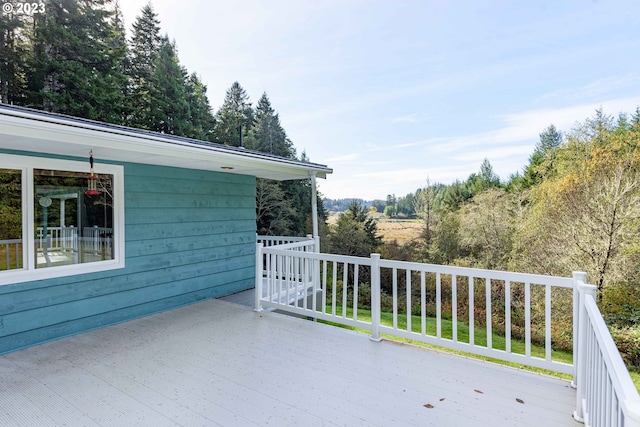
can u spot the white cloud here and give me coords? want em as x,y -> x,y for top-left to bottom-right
537,74 -> 640,103
392,114 -> 418,123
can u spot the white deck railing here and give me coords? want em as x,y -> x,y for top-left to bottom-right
0,239 -> 22,270
573,280 -> 640,426
255,237 -> 640,426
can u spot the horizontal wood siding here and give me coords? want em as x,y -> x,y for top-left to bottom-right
0,162 -> 257,353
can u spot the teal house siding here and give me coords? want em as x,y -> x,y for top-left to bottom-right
0,161 -> 257,354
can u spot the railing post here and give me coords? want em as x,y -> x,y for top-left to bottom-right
370,253 -> 381,342
573,277 -> 596,423
254,242 -> 264,312
572,271 -> 587,389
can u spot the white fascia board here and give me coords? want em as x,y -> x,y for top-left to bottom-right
0,110 -> 332,181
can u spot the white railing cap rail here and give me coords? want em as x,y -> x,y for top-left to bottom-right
377,258 -> 574,287
257,235 -> 310,241
261,239 -> 315,251
261,246 -> 375,266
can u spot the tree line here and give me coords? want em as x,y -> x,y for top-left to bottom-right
0,0 -> 323,237
325,110 -> 640,369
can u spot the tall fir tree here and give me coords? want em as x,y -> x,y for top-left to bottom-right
127,2 -> 161,129
185,72 -> 216,141
99,0 -> 129,124
520,124 -> 562,188
151,37 -> 191,135
28,0 -> 125,119
245,93 -> 295,158
214,81 -> 253,147
0,3 -> 30,105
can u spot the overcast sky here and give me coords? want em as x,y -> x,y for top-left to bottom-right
120,0 -> 640,200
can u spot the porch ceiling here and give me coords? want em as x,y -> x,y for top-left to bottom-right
0,105 -> 332,181
0,298 -> 579,426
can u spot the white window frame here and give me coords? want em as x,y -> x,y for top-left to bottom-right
0,154 -> 125,286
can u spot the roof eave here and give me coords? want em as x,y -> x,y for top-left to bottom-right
0,106 -> 332,181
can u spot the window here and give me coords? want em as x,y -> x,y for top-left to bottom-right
0,169 -> 22,271
0,154 -> 124,285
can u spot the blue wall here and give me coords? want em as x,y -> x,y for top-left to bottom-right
0,160 -> 257,353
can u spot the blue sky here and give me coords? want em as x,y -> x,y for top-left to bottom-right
120,0 -> 640,200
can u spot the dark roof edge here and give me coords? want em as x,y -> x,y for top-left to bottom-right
0,103 -> 332,173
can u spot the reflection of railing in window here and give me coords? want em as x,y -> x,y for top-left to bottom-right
35,226 -> 113,266
37,226 -> 78,253
82,226 -> 113,258
0,239 -> 22,270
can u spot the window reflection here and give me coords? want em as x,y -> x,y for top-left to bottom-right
34,169 -> 114,268
0,169 -> 22,271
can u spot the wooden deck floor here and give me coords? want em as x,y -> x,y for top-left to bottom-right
0,298 -> 580,426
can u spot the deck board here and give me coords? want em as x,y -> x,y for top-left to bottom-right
0,298 -> 579,426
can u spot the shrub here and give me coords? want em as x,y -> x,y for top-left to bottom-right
602,282 -> 640,328
610,326 -> 640,370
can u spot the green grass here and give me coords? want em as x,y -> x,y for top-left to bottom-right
321,305 -> 573,380
631,370 -> 640,391
322,306 -> 640,393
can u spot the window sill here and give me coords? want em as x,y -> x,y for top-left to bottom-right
0,259 -> 125,286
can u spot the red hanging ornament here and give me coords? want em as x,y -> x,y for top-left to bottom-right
85,150 -> 100,196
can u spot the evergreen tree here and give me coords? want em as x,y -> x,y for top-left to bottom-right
151,37 -> 191,135
214,81 -> 253,147
328,200 -> 382,257
520,124 -> 562,189
631,106 -> 640,130
442,180 -> 471,210
127,2 -> 162,129
0,4 -> 30,104
28,0 -> 126,119
185,72 -> 216,141
245,93 -> 295,157
99,0 -> 129,124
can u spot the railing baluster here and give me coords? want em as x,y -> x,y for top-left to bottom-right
285,255 -> 291,305
452,275 -> 457,343
370,253 -> 381,342
406,269 -> 411,333
421,271 -> 426,335
342,262 -> 348,318
436,272 -> 442,339
322,260 -> 327,314
545,284 -> 552,361
486,278 -> 492,349
353,264 -> 359,321
468,275 -> 474,346
505,280 -> 511,354
331,261 -> 337,316
392,268 -> 398,329
277,254 -> 283,304
525,281 -> 531,357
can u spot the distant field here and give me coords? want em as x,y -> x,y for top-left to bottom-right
328,212 -> 423,245
376,219 -> 423,245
